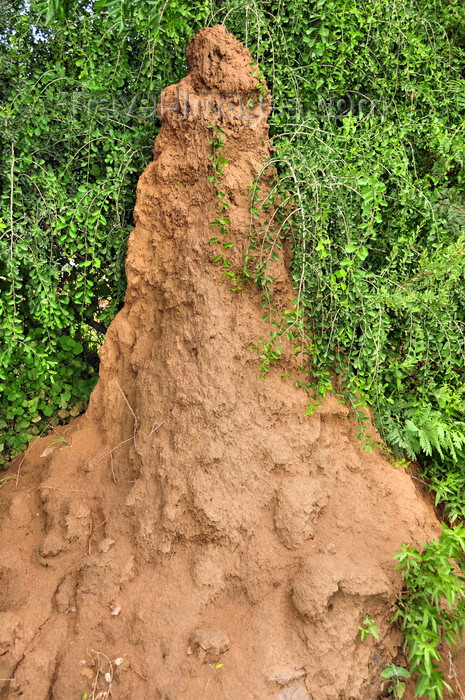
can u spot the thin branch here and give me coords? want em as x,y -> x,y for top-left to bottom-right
84,316 -> 108,335
115,380 -> 138,448
109,453 -> 117,484
148,419 -> 166,437
96,436 -> 134,464
437,200 -> 465,217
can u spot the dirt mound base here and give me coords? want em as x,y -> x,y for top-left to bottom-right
0,25 -> 440,700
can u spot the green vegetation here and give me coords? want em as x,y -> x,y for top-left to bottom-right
393,523 -> 465,698
359,614 -> 380,642
1,0 -> 465,696
381,664 -> 411,699
207,123 -> 243,290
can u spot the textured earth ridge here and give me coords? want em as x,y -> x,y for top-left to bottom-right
0,25 -> 441,700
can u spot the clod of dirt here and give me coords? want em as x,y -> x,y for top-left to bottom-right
274,475 -> 328,549
267,666 -> 306,686
189,626 -> 230,663
278,682 -> 313,700
0,24 -> 442,700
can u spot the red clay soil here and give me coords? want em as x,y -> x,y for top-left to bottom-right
0,25 -> 451,700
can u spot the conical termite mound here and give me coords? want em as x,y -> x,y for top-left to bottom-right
0,25 -> 439,700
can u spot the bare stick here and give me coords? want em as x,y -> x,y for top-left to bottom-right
448,651 -> 465,699
109,452 -> 117,484
115,380 -> 138,448
96,437 -> 134,464
89,649 -> 113,700
130,665 -> 148,681
148,418 -> 166,437
94,382 -> 165,483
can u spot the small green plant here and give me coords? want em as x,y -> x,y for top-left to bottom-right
393,523 -> 465,699
359,615 -> 380,642
249,61 -> 268,96
207,125 -> 228,180
207,124 -> 245,291
45,426 -> 74,449
0,474 -> 15,489
380,663 -> 411,699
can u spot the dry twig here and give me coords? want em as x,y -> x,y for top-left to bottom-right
115,380 -> 138,448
